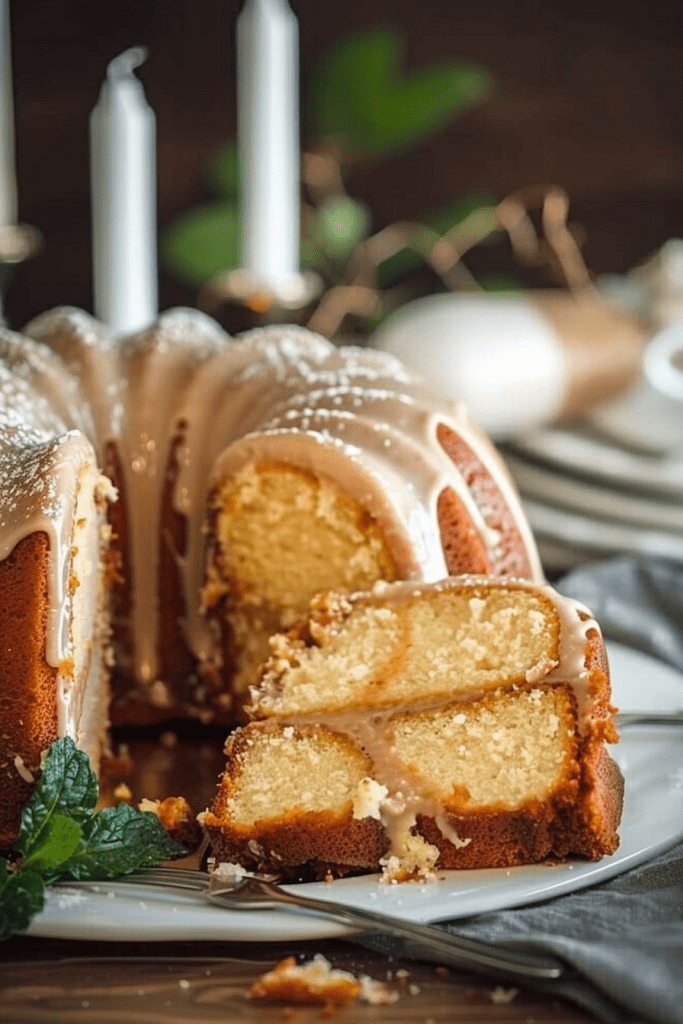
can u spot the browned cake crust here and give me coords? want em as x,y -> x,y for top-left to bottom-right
106,431 -> 215,725
436,422 -> 536,577
203,722 -> 388,878
0,534 -> 60,848
205,694 -> 623,879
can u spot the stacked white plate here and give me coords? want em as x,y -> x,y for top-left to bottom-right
501,376 -> 683,573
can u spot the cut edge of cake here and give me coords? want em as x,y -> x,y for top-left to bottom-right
202,576 -> 623,881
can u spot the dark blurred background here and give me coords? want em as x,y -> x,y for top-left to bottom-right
6,0 -> 683,328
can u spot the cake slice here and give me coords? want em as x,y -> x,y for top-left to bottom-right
203,576 -> 623,880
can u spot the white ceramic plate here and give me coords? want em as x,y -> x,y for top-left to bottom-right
522,497 -> 683,566
506,426 -> 683,500
505,454 -> 683,534
587,377 -> 683,456
29,642 -> 683,942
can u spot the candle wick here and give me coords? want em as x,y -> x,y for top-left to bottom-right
107,46 -> 148,82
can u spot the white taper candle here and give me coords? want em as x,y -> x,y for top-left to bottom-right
90,47 -> 158,334
0,0 -> 17,228
237,0 -> 300,290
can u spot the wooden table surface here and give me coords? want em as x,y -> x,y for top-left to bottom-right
1,933 -> 596,1024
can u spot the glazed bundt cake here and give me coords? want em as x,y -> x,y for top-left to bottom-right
203,576 -> 623,880
0,307 -> 542,846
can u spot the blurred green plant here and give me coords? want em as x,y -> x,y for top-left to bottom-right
161,25 -> 495,312
310,27 -> 492,158
163,200 -> 240,290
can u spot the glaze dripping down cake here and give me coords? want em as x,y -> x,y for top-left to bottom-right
203,576 -> 623,880
0,308 -> 543,846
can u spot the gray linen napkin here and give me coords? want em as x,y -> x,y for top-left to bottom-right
444,557 -> 683,1024
559,556 -> 683,670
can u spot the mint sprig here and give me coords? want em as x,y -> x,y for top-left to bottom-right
1,737 -> 186,939
0,861 -> 44,941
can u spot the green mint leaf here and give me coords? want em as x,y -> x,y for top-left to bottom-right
59,804 -> 186,881
16,737 -> 97,860
21,813 -> 82,877
2,738 -> 187,941
0,868 -> 44,941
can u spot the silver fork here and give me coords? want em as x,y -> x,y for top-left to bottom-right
57,866 -> 562,982
55,867 -> 639,1022
616,710 -> 683,727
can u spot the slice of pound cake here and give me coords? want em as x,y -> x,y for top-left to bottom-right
202,576 -> 623,880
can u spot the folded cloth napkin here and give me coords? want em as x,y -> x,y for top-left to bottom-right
560,556 -> 683,670
445,557 -> 683,1024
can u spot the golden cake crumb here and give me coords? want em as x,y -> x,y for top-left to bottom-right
250,955 -> 398,1007
139,795 -> 203,850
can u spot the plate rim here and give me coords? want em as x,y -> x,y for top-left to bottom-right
28,641 -> 683,943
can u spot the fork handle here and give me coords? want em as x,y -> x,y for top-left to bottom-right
207,885 -> 564,982
617,711 -> 683,727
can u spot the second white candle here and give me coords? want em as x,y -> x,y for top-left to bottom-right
237,0 -> 300,292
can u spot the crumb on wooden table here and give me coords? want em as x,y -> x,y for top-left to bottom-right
250,954 -> 399,1008
491,986 -> 520,1004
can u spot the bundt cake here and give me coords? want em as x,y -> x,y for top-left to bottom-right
0,307 -> 542,847
203,576 -> 623,880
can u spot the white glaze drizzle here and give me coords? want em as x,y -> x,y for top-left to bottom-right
0,356 -> 99,668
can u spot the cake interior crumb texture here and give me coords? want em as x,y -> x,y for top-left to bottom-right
391,686 -> 576,810
252,584 -> 561,717
205,462 -> 398,699
224,724 -> 373,824
204,578 -> 623,880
